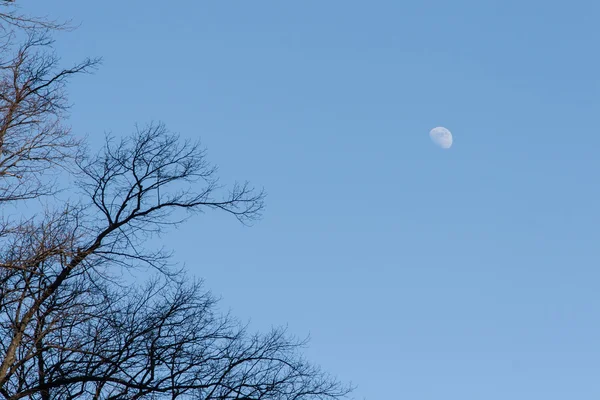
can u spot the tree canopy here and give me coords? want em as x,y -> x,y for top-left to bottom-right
0,4 -> 352,400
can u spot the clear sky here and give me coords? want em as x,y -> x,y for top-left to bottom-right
23,1 -> 600,398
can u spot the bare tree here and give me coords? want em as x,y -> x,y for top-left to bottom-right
0,5 -> 353,400
0,2 -> 97,202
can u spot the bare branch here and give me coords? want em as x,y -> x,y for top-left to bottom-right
76,123 -> 264,260
0,28 -> 99,203
0,5 -> 351,400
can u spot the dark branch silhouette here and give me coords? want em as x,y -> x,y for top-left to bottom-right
0,4 -> 352,400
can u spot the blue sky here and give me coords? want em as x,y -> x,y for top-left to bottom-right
24,1 -> 600,398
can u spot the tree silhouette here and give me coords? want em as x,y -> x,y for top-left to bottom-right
0,4 -> 352,400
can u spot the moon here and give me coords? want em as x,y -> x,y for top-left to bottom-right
429,127 -> 453,149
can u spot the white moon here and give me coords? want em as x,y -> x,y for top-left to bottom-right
429,127 -> 453,149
